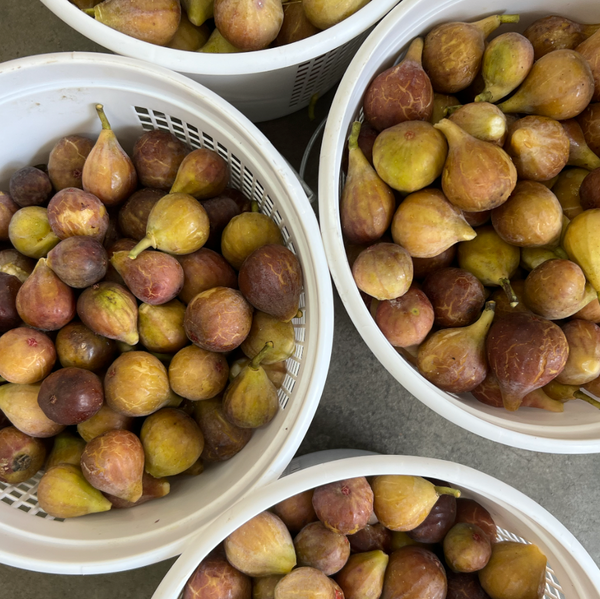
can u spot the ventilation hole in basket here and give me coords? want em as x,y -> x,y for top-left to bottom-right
1,496 -> 13,507
216,143 -> 229,160
271,210 -> 283,227
277,387 -> 290,410
294,345 -> 304,361
286,357 -> 300,377
201,133 -> 215,151
294,326 -> 306,343
263,195 -> 274,213
135,106 -> 150,115
283,373 -> 296,394
299,291 -> 306,310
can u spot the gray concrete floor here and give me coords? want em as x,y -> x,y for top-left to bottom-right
0,1 -> 599,597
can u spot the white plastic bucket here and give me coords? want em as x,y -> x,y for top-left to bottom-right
319,0 -> 600,454
39,0 -> 401,122
0,52 -> 334,574
152,453 -> 600,599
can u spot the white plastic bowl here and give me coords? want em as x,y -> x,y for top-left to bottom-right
39,0 -> 400,122
152,453 -> 600,599
319,0 -> 600,454
0,52 -> 333,574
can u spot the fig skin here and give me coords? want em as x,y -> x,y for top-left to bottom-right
275,568 -> 340,599
336,550 -> 389,599
183,553 -> 252,599
375,288 -> 434,348
0,192 -> 18,241
9,166 -> 53,207
194,397 -> 253,462
56,321 -> 116,371
444,523 -> 492,573
185,286 -> 254,352
38,367 -> 104,425
77,403 -> 134,443
382,546 -> 447,599
412,246 -> 456,280
422,267 -> 485,328
0,426 -> 46,484
347,523 -> 393,554
253,575 -> 284,599
352,243 -> 413,301
407,493 -> 457,544
0,249 -> 34,284
577,103 -> 600,156
455,498 -> 497,544
133,130 -> 189,191
580,167 -> 600,210
77,281 -> 139,346
225,511 -> 296,577
448,102 -> 508,146
105,351 -> 171,417
312,477 -> 374,535
0,272 -> 22,333
294,521 -> 351,575
556,319 -> 600,385
138,299 -> 188,354
241,311 -> 296,365
201,195 -> 242,250
170,147 -> 229,200
48,135 -> 94,191
8,206 -> 60,259
141,408 -> 204,478
446,571 -> 491,599
177,247 -> 238,305
272,490 -> 318,534
0,328 -> 56,384
104,471 -> 170,509
574,297 -> 600,322
577,28 -> 600,102
47,187 -> 109,242
46,236 -> 108,288
275,3 -> 320,46
46,430 -> 86,469
118,188 -> 165,241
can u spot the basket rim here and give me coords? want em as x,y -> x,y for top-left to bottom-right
39,0 -> 400,76
318,0 -> 600,454
0,51 -> 334,574
152,453 -> 600,598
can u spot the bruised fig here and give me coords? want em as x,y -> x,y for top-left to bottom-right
0,426 -> 46,483
272,490 -> 318,533
406,494 -> 457,544
47,236 -> 108,288
82,104 -> 137,207
118,188 -> 165,241
347,523 -> 393,554
225,511 -> 296,577
341,122 -> 395,245
294,521 -> 351,575
312,477 -> 373,535
423,14 -> 520,93
364,38 -> 433,131
336,550 -> 389,599
577,29 -> 600,102
46,431 -> 86,469
486,311 -> 569,411
47,187 -> 109,241
241,311 -> 295,364
418,301 -> 495,393
105,471 -> 170,509
37,464 -> 112,518
0,272 -> 22,333
133,130 -> 189,190
352,243 -> 413,301
0,328 -> 56,384
8,206 -> 59,259
77,282 -> 139,345
556,320 -> 600,385
48,135 -> 94,191
444,523 -> 492,573
524,16 -> 600,59
194,397 -> 252,462
9,166 -> 53,207
184,554 -> 252,599
171,148 -> 229,199
77,403 -> 134,443
81,429 -> 144,503
177,248 -> 237,304
138,299 -> 187,354
15,258 -> 75,331
170,345 -> 228,400
434,118 -> 517,212
448,102 -> 508,146
0,192 -> 18,241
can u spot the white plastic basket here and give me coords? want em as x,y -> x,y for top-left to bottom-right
0,52 -> 334,574
319,0 -> 600,454
152,452 -> 600,599
39,0 -> 400,123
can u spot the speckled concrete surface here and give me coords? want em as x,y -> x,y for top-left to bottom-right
0,2 -> 598,597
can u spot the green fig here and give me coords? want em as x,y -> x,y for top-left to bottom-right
170,148 -> 229,200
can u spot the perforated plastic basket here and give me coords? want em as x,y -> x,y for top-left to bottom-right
319,0 -> 600,454
39,0 -> 400,122
152,452 -> 600,599
0,52 -> 333,574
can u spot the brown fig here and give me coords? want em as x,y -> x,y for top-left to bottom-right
576,28 -> 600,102
580,168 -> 600,210
447,102 -> 508,146
294,521 -> 351,575
170,148 -> 229,200
253,576 -> 284,599
336,550 -> 389,599
0,272 -> 22,333
577,103 -> 600,156
573,296 -> 600,322
48,135 -> 94,191
272,490 -> 318,533
82,104 -> 137,207
412,246 -> 456,279
364,38 -> 433,131
430,93 -> 459,125
47,236 -> 108,288
118,188 -> 165,241
9,166 -> 53,208
0,192 -> 18,241
275,568 -> 339,599
0,426 -> 46,484
552,167 -> 588,218
8,206 -> 59,259
0,328 -> 56,384
201,195 -> 242,250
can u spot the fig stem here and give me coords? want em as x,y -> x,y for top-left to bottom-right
500,278 -> 519,308
575,391 -> 600,410
295,309 -> 303,319
443,105 -> 463,117
250,342 -> 274,370
251,200 -> 260,212
475,14 -> 520,38
128,236 -> 153,259
474,91 -> 493,103
435,485 -> 461,498
83,8 -> 95,16
404,37 -> 424,64
499,14 -> 520,23
348,121 -> 361,150
95,104 -> 111,130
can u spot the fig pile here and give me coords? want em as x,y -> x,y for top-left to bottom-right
0,103 -> 303,518
183,475 -> 549,599
344,13 -> 600,414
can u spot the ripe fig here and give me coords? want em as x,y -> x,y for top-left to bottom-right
0,272 -> 22,333
105,471 -> 171,509
9,166 -> 53,207
272,490 -> 318,533
556,320 -> 600,385
56,322 -> 116,371
8,206 -> 59,258
0,328 -> 56,384
0,192 -> 18,241
77,403 -> 134,443
562,119 -> 600,170
275,3 -> 319,46
576,28 -> 600,102
253,575 -> 284,599
46,431 -> 86,469
201,195 -> 242,250
275,568 -> 340,599
580,168 -> 600,210
48,135 -> 94,191
0,249 -> 35,283
446,571 -> 490,599
241,311 -> 295,364
563,208 -> 600,292
0,426 -> 46,484
577,103 -> 600,156
171,147 -> 229,200
448,102 -> 508,146
117,188 -> 165,241
407,493 -> 457,544
184,553 -> 252,599
302,0 -> 367,29
336,550 -> 389,599
47,236 -> 108,288
295,521 -> 351,575
444,523 -> 492,573
138,299 -> 187,354
455,498 -> 497,544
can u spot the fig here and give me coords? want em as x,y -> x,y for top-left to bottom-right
138,299 -> 188,354
347,523 -> 392,554
577,103 -> 600,155
105,471 -> 171,509
336,550 -> 389,599
446,571 -> 491,599
577,28 -> 600,102
0,249 -> 35,283
46,431 -> 86,469
194,397 -> 253,462
241,311 -> 295,364
8,206 -> 59,258
272,490 -> 318,533
0,328 -> 56,384
574,297 -> 600,322
225,511 -> 296,577
133,130 -> 189,190
80,429 -> 145,502
201,195 -> 242,250
444,523 -> 492,573
37,464 -> 112,518
77,403 -> 134,443
580,168 -> 600,210
177,247 -> 238,304
447,103 -> 508,146
9,166 -> 53,207
407,493 -> 457,544
563,208 -> 600,292
312,477 -> 373,535
0,192 -> 18,241
302,0 -> 367,29
77,282 -> 139,345
48,135 -> 94,191
38,367 -> 104,425
141,407 -> 204,477
556,319 -> 600,385
295,521 -> 351,575
184,554 -> 252,599
562,119 -> 600,170
455,498 -> 497,544
46,236 -> 108,288
430,93 -> 459,125
0,426 -> 46,483
412,246 -> 456,279
275,3 -> 320,46
0,272 -> 22,333
105,351 -> 171,417
171,147 -> 229,200
253,576 -> 284,599
185,287 -> 253,352
229,358 -> 287,390
166,13 -> 211,50
117,188 -> 165,241
56,321 -> 116,371
275,568 -> 340,599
